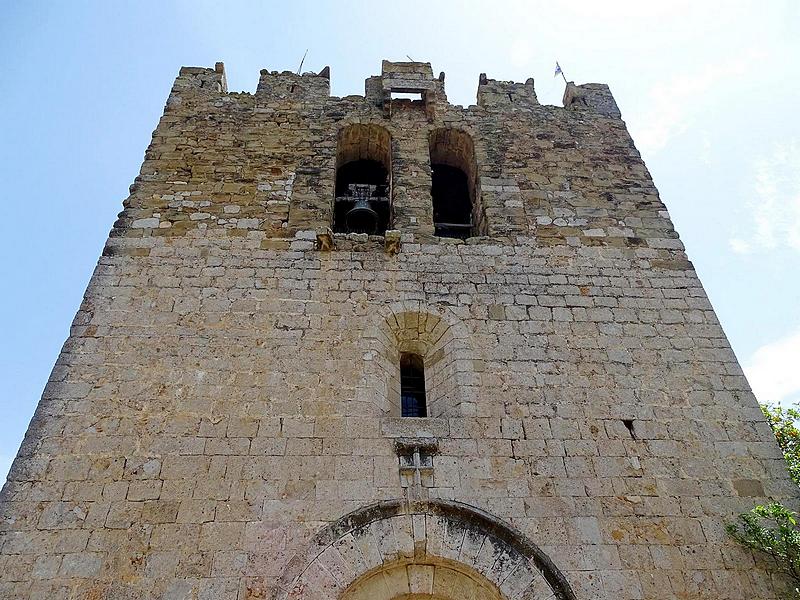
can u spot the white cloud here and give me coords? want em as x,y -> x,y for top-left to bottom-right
744,328 -> 800,407
509,39 -> 533,68
698,130 -> 713,166
552,0 -> 699,22
730,139 -> 800,254
634,49 -> 764,154
728,237 -> 752,254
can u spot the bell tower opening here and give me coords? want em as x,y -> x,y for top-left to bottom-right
428,128 -> 481,239
431,163 -> 472,239
334,124 -> 392,235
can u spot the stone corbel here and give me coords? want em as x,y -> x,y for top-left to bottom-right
316,227 -> 334,251
384,230 -> 401,255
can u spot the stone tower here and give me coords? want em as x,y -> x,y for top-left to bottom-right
0,60 -> 795,600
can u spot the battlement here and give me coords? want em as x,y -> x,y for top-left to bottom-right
563,81 -> 621,118
477,73 -> 539,108
256,66 -> 330,98
381,60 -> 436,84
378,60 -> 445,119
168,60 -> 621,118
171,61 -> 227,93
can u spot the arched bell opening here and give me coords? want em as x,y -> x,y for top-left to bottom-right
334,124 -> 392,235
429,128 -> 482,239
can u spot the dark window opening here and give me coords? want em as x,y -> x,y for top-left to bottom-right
431,163 -> 473,239
400,353 -> 427,417
333,159 -> 390,235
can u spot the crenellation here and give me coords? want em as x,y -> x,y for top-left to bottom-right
256,67 -> 331,99
563,82 -> 622,119
172,61 -> 228,94
477,73 -> 539,109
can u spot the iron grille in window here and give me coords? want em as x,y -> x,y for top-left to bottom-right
400,353 -> 427,417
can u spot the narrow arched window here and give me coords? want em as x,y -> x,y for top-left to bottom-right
400,353 -> 427,417
334,124 -> 392,235
429,128 -> 481,239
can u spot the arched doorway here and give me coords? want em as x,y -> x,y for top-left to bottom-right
274,499 -> 575,600
341,557 -> 506,600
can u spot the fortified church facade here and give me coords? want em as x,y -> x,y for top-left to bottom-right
0,60 -> 795,599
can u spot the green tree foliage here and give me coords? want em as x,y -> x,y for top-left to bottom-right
762,404 -> 800,487
726,504 -> 800,597
726,404 -> 800,598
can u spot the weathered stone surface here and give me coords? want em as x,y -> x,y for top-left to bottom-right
0,59 -> 795,599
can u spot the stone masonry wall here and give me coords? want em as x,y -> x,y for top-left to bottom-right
0,61 -> 796,600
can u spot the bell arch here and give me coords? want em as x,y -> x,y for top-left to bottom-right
334,123 -> 392,235
274,499 -> 576,600
428,128 -> 484,239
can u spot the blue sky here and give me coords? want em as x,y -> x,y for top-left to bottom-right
1,1 -> 799,483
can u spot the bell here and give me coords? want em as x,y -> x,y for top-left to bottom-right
345,198 -> 379,234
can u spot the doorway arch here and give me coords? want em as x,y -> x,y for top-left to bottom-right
341,556 -> 505,600
274,499 -> 576,600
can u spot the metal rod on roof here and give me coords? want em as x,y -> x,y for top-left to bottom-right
297,49 -> 309,74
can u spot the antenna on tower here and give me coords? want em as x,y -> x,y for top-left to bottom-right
406,55 -> 415,62
297,49 -> 309,74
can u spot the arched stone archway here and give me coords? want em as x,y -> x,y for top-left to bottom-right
428,128 -> 484,238
357,301 -> 477,418
274,499 -> 576,600
333,123 -> 393,235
